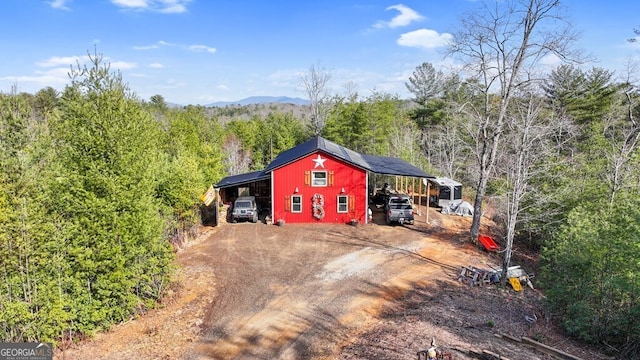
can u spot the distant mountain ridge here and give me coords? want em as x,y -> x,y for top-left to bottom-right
206,96 -> 309,107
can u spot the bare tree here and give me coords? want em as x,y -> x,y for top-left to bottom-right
300,63 -> 332,135
447,0 -> 579,243
389,121 -> 422,164
602,62 -> 640,204
223,135 -> 252,176
424,124 -> 470,180
498,92 -> 572,283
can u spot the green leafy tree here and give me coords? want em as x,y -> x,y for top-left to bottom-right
225,117 -> 263,168
405,62 -> 462,128
49,51 -> 174,337
158,104 -> 225,240
33,86 -> 60,121
149,94 -> 168,112
255,111 -> 307,164
324,91 -> 409,157
0,87 -> 69,343
543,65 -> 617,127
540,203 -> 640,357
226,112 -> 308,170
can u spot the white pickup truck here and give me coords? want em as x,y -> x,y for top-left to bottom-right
385,194 -> 414,225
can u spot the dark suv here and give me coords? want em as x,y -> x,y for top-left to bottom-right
231,196 -> 259,223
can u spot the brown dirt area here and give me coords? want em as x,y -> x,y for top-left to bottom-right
54,208 -> 610,360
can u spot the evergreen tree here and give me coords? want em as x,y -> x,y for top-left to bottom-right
48,51 -> 174,337
541,203 -> 640,357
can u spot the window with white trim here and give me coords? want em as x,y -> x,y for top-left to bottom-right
337,195 -> 348,213
311,171 -> 327,187
291,195 -> 302,213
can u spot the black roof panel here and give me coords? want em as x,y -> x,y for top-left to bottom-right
215,170 -> 269,189
361,154 -> 431,178
264,136 -> 372,172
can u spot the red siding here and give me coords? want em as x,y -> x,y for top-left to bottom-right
272,151 -> 367,224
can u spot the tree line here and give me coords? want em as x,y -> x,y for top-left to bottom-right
1,0 -> 638,357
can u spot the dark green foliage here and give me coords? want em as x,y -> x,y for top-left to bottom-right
543,65 -> 617,127
409,99 -> 448,127
0,90 -> 56,342
0,53 -> 200,344
47,54 -> 175,338
405,62 -> 465,128
323,92 -> 410,156
157,105 -> 225,242
149,94 -> 167,112
33,87 -> 60,120
225,111 -> 308,170
540,203 -> 640,353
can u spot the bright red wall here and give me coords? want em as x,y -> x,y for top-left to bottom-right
271,151 -> 367,224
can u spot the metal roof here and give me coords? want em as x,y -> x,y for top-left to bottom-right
215,170 -> 269,189
361,154 -> 431,178
264,136 -> 370,172
215,136 -> 433,188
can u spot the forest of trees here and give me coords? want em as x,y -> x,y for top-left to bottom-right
1,0 -> 639,357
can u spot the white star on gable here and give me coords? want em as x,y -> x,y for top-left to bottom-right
312,154 -> 326,168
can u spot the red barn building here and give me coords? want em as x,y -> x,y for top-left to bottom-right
216,136 -> 432,224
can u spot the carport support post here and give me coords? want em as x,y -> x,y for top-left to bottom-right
417,177 -> 422,219
215,188 -> 220,226
426,181 -> 430,224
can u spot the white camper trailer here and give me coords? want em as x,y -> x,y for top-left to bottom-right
428,177 -> 463,208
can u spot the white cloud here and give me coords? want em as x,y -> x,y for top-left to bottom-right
374,4 -> 424,29
110,61 -> 137,70
49,0 -> 71,10
266,69 -> 302,89
149,63 -> 164,68
397,28 -> 452,49
539,53 -> 562,70
111,0 -> 149,8
133,41 -> 216,55
158,40 -> 175,46
0,67 -> 70,86
159,0 -> 188,13
189,45 -> 216,54
111,0 -> 190,13
133,40 -> 174,50
133,44 -> 160,50
36,56 -> 81,67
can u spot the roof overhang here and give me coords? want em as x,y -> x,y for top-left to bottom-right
362,154 -> 433,178
215,170 -> 270,189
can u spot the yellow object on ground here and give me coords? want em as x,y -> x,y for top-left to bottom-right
509,277 -> 523,291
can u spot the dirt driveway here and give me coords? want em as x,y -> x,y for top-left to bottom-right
182,213 -> 488,359
59,211 -> 604,360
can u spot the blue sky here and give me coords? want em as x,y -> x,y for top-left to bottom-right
1,0 -> 639,105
